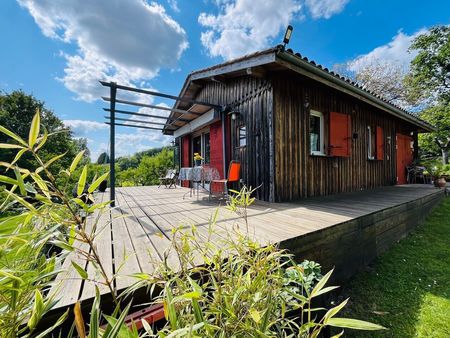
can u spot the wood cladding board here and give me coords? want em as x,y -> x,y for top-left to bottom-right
272,72 -> 418,202
190,77 -> 274,202
280,189 -> 444,283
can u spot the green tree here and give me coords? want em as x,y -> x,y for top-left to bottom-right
405,26 -> 450,104
136,148 -> 173,185
405,26 -> 450,164
0,91 -> 80,174
418,103 -> 450,163
96,151 -> 110,164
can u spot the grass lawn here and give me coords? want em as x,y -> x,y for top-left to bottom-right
336,196 -> 450,337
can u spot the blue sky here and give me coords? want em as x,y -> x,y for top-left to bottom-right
0,0 -> 448,160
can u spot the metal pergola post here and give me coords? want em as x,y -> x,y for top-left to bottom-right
109,82 -> 117,206
100,81 -> 222,207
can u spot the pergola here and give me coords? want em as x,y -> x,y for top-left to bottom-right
100,81 -> 223,206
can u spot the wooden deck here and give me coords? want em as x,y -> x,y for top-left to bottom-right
50,184 -> 444,309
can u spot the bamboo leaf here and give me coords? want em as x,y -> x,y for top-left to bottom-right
323,298 -> 349,324
77,165 -> 88,196
74,301 -> 87,338
8,191 -> 37,211
0,175 -> 18,186
69,223 -> 76,246
11,148 -> 28,166
29,110 -> 41,148
35,127 -> 48,151
88,172 -> 109,193
33,309 -> 69,338
70,150 -> 86,173
72,261 -> 88,280
27,289 -> 45,330
310,268 -> 334,298
249,308 -> 261,324
89,287 -> 100,338
327,318 -> 386,330
103,302 -> 131,338
14,167 -> 26,196
43,152 -> 67,169
0,125 -> 27,146
0,143 -> 25,149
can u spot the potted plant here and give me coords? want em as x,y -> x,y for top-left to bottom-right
193,152 -> 203,167
428,164 -> 447,188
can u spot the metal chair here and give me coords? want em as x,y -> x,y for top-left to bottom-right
209,161 -> 241,199
158,169 -> 178,188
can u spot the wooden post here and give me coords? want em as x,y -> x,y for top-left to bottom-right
110,82 -> 117,207
413,131 -> 419,161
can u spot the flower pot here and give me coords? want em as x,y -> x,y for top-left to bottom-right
194,159 -> 202,167
434,177 -> 447,188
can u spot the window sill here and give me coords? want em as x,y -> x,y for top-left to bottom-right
310,153 -> 329,157
367,158 -> 383,161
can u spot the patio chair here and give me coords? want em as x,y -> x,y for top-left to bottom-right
209,161 -> 241,199
158,169 -> 178,189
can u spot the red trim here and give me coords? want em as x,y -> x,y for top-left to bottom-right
123,304 -> 165,330
181,135 -> 190,187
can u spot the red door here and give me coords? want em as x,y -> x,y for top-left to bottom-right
396,133 -> 413,184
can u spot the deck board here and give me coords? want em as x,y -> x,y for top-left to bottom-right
49,184 -> 444,309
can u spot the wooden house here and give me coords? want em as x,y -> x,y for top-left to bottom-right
163,46 -> 433,202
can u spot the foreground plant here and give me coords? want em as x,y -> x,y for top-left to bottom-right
0,111 -> 113,336
127,203 -> 385,337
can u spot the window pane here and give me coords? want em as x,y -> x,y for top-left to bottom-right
310,115 -> 321,152
239,126 -> 246,147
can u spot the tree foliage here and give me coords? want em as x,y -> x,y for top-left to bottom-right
0,91 -> 83,174
96,151 -> 110,164
406,26 -> 450,164
405,26 -> 450,104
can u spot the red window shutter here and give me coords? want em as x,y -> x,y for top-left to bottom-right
376,126 -> 384,160
329,112 -> 351,157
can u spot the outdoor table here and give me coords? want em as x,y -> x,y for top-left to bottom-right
179,166 -> 220,198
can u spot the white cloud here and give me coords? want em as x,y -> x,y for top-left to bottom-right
198,0 -> 302,59
348,29 -> 427,73
304,0 -> 349,19
18,0 -> 188,102
63,119 -> 109,133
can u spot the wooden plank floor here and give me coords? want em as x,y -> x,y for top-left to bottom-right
50,184 -> 443,309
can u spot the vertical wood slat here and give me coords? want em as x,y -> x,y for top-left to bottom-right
273,72 -> 417,202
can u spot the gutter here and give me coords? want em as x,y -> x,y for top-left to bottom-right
276,50 -> 436,133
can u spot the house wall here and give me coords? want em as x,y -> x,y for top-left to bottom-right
191,77 -> 275,202
272,72 -> 417,202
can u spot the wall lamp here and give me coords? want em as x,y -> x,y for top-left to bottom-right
228,110 -> 241,120
283,25 -> 293,47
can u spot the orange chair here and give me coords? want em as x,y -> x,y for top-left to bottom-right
210,161 -> 241,199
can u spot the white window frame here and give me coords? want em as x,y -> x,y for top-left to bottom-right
367,126 -> 375,160
310,110 -> 325,155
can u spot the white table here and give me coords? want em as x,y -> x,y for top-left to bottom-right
179,166 -> 221,198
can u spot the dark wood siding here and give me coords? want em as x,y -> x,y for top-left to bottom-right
272,72 -> 417,202
194,77 -> 274,201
